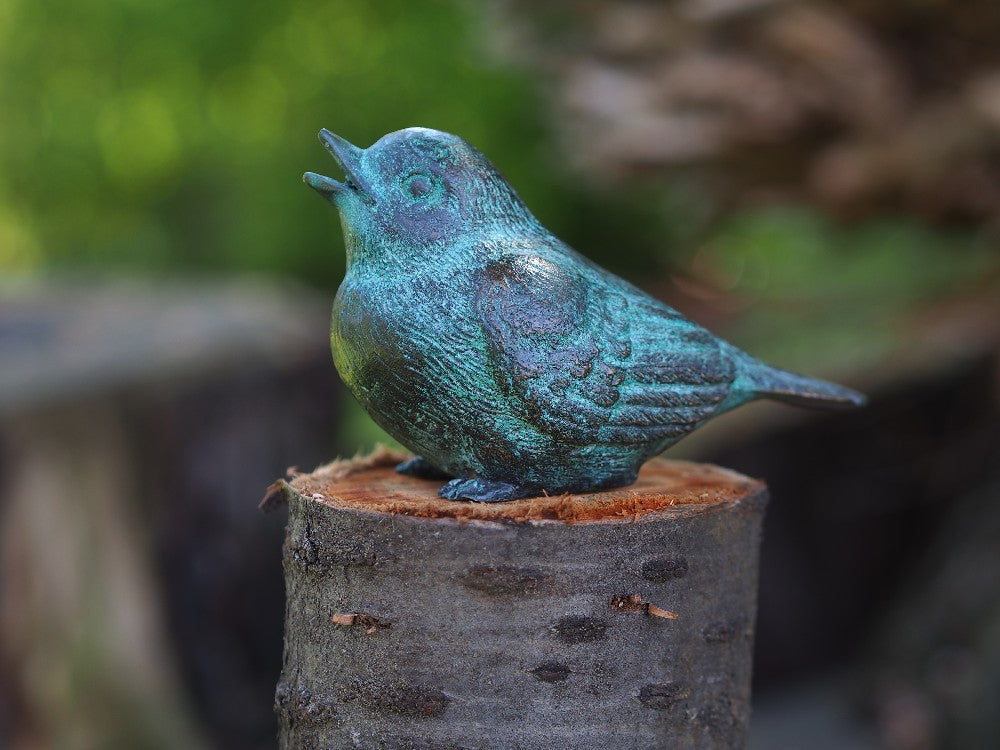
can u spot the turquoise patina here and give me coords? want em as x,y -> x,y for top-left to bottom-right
305,128 -> 864,502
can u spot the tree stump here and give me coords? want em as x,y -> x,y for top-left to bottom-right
264,448 -> 767,750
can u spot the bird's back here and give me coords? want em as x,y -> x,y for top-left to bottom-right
477,235 -> 862,458
475,242 -> 736,455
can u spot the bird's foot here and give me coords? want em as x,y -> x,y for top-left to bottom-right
438,477 -> 526,503
395,455 -> 452,481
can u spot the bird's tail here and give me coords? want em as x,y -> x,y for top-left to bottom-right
725,344 -> 866,410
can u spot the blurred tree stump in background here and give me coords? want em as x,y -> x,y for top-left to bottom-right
0,401 -> 210,750
0,280 -> 339,750
487,0 -> 1000,226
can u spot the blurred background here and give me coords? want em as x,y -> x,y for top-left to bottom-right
1,0 -> 998,747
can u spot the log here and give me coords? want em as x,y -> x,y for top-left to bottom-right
265,448 -> 768,749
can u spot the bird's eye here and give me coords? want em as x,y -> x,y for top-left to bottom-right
404,173 -> 434,199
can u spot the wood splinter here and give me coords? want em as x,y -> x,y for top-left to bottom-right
331,612 -> 391,634
610,594 -> 679,620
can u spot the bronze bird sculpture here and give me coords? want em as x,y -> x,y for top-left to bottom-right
305,127 -> 865,502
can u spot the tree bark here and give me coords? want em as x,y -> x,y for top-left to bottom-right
265,449 -> 767,750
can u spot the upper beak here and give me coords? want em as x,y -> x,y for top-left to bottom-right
303,129 -> 373,201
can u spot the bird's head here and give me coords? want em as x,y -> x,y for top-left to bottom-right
304,127 -> 536,266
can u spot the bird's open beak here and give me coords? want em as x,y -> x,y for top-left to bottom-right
303,129 -> 373,202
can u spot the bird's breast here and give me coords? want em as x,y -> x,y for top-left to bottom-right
330,271 -> 490,415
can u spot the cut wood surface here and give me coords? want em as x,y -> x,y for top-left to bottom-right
268,450 -> 768,749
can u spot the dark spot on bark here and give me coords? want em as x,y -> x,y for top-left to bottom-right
462,565 -> 548,596
702,619 -> 743,644
531,661 -> 571,682
641,557 -> 688,582
638,682 -> 687,710
552,615 -> 607,643
274,682 -> 337,725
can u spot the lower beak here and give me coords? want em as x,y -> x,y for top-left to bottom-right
304,129 -> 373,202
303,171 -> 346,196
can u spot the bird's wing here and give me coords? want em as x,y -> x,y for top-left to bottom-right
476,254 -> 734,446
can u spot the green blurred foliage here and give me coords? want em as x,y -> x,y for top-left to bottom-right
703,208 -> 987,307
0,0 -> 576,285
682,206 -> 995,372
